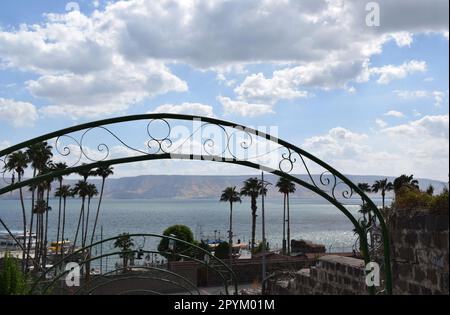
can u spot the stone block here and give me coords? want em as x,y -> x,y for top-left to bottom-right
344,276 -> 351,285
426,269 -> 438,285
419,233 -> 432,247
399,263 -> 412,278
411,216 -> 426,230
435,216 -> 449,232
404,232 -> 418,244
433,232 -> 449,250
399,247 -> 415,262
414,267 -> 426,283
347,266 -> 354,276
396,279 -> 408,293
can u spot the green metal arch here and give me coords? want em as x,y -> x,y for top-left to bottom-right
78,266 -> 201,295
0,114 -> 392,294
30,233 -> 238,295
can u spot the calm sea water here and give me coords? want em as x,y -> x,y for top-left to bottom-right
0,197 -> 387,253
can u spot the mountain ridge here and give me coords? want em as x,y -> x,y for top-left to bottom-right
0,174 -> 447,200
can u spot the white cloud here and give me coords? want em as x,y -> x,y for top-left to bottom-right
394,89 -> 448,106
100,0 -> 448,67
234,72 -> 309,104
36,59 -> 187,119
413,109 -> 422,117
384,110 -> 405,118
382,115 -> 449,139
443,31 -> 449,40
390,32 -> 414,47
375,119 -> 388,128
0,0 -> 447,119
217,96 -> 274,117
370,60 -> 427,84
0,98 -> 38,127
150,102 -> 214,117
0,11 -> 187,119
302,115 -> 449,181
303,127 -> 369,160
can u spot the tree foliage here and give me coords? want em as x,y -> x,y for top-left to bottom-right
157,225 -> 195,261
214,242 -> 230,259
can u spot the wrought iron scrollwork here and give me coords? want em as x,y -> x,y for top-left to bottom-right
147,119 -> 173,154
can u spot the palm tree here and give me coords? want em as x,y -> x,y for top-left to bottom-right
55,185 -> 73,256
372,179 -> 394,211
426,184 -> 435,196
25,142 -> 53,270
114,233 -> 135,271
5,151 -> 29,271
78,165 -> 94,182
357,183 -> 372,222
32,199 -> 50,269
52,163 -> 67,255
220,186 -> 241,262
72,181 -> 90,250
41,164 -> 55,268
240,178 -> 267,254
90,165 -> 114,246
393,174 -> 419,194
276,178 -> 296,255
72,166 -> 94,249
83,184 -> 98,248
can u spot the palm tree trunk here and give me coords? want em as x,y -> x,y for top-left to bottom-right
83,197 -> 92,248
287,193 -> 291,255
282,193 -> 286,255
81,202 -> 85,248
34,206 -> 41,269
26,211 -> 34,271
56,181 -> 63,257
26,169 -> 36,271
42,189 -> 50,268
251,197 -> 257,254
90,178 -> 105,246
73,198 -> 85,250
61,197 -> 67,258
18,174 -> 27,272
228,201 -> 233,263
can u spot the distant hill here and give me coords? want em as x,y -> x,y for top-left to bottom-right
0,174 -> 447,200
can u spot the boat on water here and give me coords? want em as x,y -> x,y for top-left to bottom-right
47,240 -> 72,255
0,230 -> 36,252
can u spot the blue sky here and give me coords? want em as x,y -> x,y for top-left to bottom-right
0,0 -> 448,180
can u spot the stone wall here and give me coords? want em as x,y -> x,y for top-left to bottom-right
267,255 -> 368,295
267,208 -> 449,295
389,210 -> 449,295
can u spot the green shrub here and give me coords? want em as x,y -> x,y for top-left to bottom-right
430,189 -> 449,214
214,242 -> 230,259
191,240 -> 212,260
0,253 -> 29,295
253,242 -> 270,254
394,186 -> 449,213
